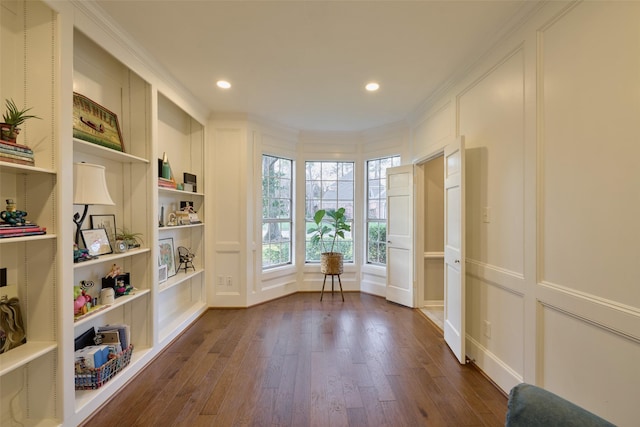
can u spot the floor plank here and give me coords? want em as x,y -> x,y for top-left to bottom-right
81,293 -> 507,426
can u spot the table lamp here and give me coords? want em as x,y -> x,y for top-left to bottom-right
73,162 -> 115,245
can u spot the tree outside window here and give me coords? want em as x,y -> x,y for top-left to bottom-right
367,156 -> 400,265
262,155 -> 293,269
305,161 -> 354,262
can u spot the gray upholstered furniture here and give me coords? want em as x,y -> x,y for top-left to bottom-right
505,383 -> 616,427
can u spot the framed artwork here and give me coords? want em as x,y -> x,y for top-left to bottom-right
72,92 -> 125,152
158,264 -> 168,284
80,228 -> 113,256
158,237 -> 176,277
90,214 -> 116,243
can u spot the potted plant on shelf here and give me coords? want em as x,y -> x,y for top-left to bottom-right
114,228 -> 144,249
0,98 -> 40,144
307,207 -> 351,275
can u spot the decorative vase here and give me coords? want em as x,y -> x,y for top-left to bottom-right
320,252 -> 343,275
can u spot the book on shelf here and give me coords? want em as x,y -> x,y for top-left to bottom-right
0,139 -> 31,151
0,140 -> 33,154
0,230 -> 46,238
0,145 -> 34,158
0,154 -> 34,166
0,223 -> 46,238
158,177 -> 177,189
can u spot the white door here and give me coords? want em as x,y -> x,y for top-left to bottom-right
386,165 -> 414,307
443,137 -> 466,363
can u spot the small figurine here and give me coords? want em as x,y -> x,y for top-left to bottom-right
0,199 -> 28,225
105,264 -> 122,279
73,285 -> 92,315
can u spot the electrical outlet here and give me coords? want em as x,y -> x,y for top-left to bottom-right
483,320 -> 491,338
217,275 -> 224,286
226,276 -> 232,286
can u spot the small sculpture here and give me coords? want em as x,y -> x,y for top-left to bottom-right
0,199 -> 28,225
177,246 -> 196,272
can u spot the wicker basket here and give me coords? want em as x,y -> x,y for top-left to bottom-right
75,345 -> 133,390
320,252 -> 343,275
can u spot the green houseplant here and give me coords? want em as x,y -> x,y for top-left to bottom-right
114,228 -> 144,249
307,207 -> 351,275
0,98 -> 41,143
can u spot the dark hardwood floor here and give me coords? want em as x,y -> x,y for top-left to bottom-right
83,292 -> 507,426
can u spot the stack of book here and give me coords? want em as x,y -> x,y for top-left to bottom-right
0,222 -> 46,238
0,140 -> 35,166
158,177 -> 177,189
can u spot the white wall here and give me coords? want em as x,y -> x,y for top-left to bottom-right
408,2 -> 640,425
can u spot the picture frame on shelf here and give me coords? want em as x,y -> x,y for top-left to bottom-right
158,264 -> 168,284
158,237 -> 176,277
72,92 -> 125,152
90,214 -> 116,243
80,228 -> 113,256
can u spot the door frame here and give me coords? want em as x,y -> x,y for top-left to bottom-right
414,150 -> 445,309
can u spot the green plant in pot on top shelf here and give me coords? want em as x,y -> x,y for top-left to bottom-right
1,98 -> 41,144
307,207 -> 351,275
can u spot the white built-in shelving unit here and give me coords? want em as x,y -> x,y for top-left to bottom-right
156,92 -> 207,345
0,0 -> 209,425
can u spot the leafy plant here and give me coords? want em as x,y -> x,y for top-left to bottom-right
307,207 -> 351,254
2,98 -> 40,134
115,228 -> 143,248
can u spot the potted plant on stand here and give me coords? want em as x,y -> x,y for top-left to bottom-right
1,98 -> 40,144
307,207 -> 351,300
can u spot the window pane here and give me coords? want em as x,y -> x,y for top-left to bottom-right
305,161 -> 355,263
366,156 -> 399,265
262,155 -> 293,269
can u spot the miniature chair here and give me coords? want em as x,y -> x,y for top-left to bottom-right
177,246 -> 196,272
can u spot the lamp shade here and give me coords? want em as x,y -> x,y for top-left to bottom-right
73,162 -> 115,206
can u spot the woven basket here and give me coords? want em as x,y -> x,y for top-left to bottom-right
320,252 -> 343,275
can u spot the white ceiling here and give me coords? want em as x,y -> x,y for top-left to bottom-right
94,1 -> 534,132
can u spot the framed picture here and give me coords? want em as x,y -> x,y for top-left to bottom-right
158,264 -> 168,284
80,228 -> 113,256
72,92 -> 125,152
158,237 -> 176,277
90,214 -> 116,243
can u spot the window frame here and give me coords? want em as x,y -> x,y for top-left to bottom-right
261,154 -> 294,270
366,155 -> 401,265
304,160 -> 355,263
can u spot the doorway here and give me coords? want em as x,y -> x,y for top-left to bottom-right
416,154 -> 445,331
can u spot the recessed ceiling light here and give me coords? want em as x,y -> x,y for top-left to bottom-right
216,80 -> 231,89
365,82 -> 380,92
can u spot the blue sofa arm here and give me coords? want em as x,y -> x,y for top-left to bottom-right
505,383 -> 615,427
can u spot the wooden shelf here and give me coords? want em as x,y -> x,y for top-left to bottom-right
73,138 -> 149,164
73,247 -> 149,269
159,301 -> 207,344
0,341 -> 57,376
0,233 -> 56,244
74,289 -> 151,328
158,223 -> 204,232
159,187 -> 204,197
159,268 -> 204,293
0,162 -> 56,175
74,345 -> 152,412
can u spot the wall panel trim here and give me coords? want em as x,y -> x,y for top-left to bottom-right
538,281 -> 640,344
466,259 -> 525,296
